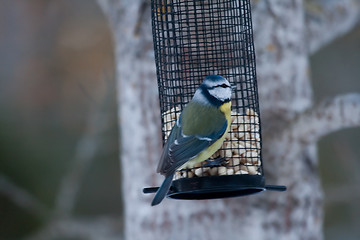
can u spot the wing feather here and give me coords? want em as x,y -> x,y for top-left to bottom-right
157,115 -> 228,176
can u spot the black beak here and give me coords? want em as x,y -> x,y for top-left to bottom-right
231,85 -> 237,91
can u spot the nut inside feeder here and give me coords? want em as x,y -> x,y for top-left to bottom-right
143,0 -> 286,201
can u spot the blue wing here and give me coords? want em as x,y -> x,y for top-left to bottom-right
157,116 -> 228,176
152,103 -> 229,206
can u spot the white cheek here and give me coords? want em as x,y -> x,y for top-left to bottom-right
209,88 -> 232,101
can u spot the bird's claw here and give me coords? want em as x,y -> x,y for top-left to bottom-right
203,157 -> 228,167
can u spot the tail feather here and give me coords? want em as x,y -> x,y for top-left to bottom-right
151,174 -> 174,206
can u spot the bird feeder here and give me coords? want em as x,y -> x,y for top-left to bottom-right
144,0 -> 286,200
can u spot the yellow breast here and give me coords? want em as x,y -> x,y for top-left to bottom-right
219,101 -> 231,121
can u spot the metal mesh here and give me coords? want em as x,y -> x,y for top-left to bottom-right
151,0 -> 263,178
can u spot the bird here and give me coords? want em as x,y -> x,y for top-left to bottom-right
151,75 -> 233,206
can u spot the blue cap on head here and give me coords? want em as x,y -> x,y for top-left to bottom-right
204,75 -> 226,82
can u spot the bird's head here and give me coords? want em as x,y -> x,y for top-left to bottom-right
193,75 -> 233,106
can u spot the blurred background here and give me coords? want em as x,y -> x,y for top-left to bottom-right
311,25 -> 360,239
0,0 -> 359,239
0,1 -> 120,239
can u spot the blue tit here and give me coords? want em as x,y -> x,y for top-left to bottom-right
151,75 -> 233,206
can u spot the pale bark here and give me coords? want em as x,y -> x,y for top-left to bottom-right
305,0 -> 360,54
96,0 -> 360,240
285,93 -> 360,145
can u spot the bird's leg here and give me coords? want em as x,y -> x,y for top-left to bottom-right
203,157 -> 228,167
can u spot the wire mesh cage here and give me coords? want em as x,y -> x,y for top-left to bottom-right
144,0 -> 286,200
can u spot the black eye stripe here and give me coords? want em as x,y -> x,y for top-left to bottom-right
207,84 -> 230,90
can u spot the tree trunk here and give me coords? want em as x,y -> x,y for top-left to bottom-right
97,0 -> 360,239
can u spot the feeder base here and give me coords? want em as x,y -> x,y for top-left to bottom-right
143,175 -> 286,200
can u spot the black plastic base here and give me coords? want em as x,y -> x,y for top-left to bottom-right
143,175 -> 286,200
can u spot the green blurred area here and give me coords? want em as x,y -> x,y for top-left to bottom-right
0,0 -> 120,239
0,0 -> 359,239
